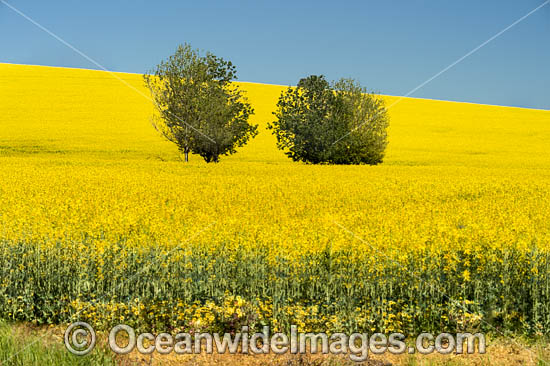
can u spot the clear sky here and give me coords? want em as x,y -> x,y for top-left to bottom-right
1,0 -> 549,109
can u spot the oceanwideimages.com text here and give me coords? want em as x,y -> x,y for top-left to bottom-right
65,322 -> 486,361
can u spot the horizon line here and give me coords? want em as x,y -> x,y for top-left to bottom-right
2,62 -> 548,112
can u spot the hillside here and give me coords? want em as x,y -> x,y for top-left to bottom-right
1,63 -> 550,337
1,63 -> 548,168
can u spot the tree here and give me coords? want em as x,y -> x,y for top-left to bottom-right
268,75 -> 389,165
144,44 -> 257,163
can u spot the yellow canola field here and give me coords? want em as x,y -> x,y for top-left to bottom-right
1,63 -> 549,334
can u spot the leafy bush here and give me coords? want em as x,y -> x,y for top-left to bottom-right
144,43 -> 257,163
269,75 -> 389,164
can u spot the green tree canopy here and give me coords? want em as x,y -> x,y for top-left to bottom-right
144,44 -> 257,163
268,75 -> 389,165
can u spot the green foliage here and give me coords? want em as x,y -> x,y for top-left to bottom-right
191,81 -> 256,163
1,240 -> 550,336
268,75 -> 389,164
144,43 -> 257,163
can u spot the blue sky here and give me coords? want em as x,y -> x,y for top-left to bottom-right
1,0 -> 549,109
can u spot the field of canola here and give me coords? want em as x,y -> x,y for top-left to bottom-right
1,63 -> 550,335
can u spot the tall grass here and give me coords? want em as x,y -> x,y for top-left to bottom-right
0,321 -> 114,366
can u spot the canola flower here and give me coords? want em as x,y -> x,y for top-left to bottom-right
0,64 -> 550,335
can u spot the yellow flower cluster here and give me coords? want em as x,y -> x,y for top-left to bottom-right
0,63 -> 549,335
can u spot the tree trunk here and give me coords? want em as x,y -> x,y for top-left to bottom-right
184,149 -> 189,162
